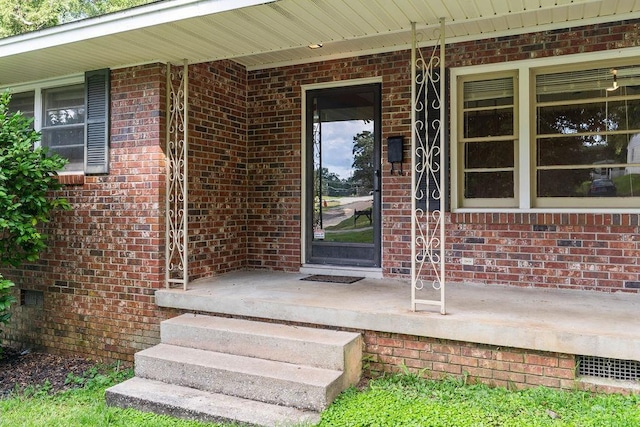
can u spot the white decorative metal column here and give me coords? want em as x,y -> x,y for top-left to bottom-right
411,19 -> 446,314
165,61 -> 189,290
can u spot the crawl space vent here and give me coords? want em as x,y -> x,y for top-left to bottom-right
577,355 -> 640,381
21,289 -> 43,307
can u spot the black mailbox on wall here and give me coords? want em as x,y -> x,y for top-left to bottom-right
387,135 -> 404,174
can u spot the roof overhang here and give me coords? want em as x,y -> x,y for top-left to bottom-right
1,0 -> 639,87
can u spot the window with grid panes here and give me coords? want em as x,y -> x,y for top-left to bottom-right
534,64 -> 640,207
454,61 -> 640,209
457,72 -> 517,208
42,84 -> 85,172
5,69 -> 110,174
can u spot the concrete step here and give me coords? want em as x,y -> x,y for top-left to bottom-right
162,314 -> 362,373
106,377 -> 321,427
135,343 -> 344,411
107,315 -> 363,425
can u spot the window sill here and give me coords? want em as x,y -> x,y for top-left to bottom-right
56,174 -> 85,186
452,207 -> 640,214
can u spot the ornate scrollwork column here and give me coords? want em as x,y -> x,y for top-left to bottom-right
165,61 -> 189,290
411,20 -> 446,314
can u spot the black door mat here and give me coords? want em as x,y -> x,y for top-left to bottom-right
301,275 -> 364,284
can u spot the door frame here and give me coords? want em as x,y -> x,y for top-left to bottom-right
301,79 -> 383,267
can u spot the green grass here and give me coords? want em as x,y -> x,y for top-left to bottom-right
319,374 -> 640,427
323,228 -> 373,243
325,211 -> 372,231
2,365 -> 639,427
613,173 -> 640,197
0,364 -> 238,427
324,211 -> 373,243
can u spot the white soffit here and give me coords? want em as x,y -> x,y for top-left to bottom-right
0,0 -> 639,86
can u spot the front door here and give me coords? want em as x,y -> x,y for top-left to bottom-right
305,84 -> 381,267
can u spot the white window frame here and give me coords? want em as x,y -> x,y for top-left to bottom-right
41,83 -> 86,173
451,46 -> 640,213
4,70 -> 110,176
455,70 -> 519,209
5,75 -> 85,175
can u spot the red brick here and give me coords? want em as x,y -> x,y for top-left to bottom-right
524,354 -> 559,367
495,351 -> 525,363
544,367 -> 575,380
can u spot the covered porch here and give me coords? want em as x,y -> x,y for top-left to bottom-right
156,270 -> 640,391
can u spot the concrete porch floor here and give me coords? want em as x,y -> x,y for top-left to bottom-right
156,270 -> 640,362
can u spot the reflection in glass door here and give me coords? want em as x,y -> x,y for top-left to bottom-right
306,84 -> 381,267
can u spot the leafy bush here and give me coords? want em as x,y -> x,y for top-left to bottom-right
0,277 -> 14,326
0,91 -> 69,337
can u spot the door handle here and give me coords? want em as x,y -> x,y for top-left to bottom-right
374,169 -> 381,192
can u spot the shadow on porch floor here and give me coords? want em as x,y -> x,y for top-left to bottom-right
156,270 -> 640,363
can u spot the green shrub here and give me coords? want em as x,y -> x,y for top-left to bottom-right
0,276 -> 14,326
0,91 -> 69,337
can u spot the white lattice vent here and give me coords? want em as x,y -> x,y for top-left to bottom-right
578,356 -> 640,381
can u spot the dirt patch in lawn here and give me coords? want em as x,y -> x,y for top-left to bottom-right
0,347 -> 97,398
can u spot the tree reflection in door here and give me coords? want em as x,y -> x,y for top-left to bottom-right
312,107 -> 374,243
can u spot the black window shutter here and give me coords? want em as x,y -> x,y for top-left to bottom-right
84,69 -> 110,174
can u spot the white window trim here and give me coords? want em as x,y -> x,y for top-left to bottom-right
454,70 -> 519,209
450,46 -> 640,213
3,75 -> 84,175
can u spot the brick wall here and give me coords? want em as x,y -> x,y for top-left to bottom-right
186,61 -> 248,280
364,331 -> 576,390
449,19 -> 640,66
363,331 -> 632,394
3,60 -> 251,360
3,64 -> 173,361
447,213 -> 640,292
245,67 -> 303,270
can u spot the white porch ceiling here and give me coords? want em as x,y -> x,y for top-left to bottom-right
1,0 -> 639,87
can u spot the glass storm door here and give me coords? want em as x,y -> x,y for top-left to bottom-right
305,84 -> 381,267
